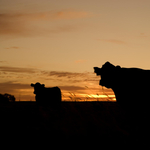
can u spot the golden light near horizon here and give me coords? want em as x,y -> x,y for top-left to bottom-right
61,88 -> 116,102
1,0 -> 150,101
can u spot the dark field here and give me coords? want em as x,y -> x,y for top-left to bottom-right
0,101 -> 149,148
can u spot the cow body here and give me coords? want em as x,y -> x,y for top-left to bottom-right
94,62 -> 150,106
31,82 -> 61,104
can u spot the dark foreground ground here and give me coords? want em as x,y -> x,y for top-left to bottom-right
0,101 -> 149,148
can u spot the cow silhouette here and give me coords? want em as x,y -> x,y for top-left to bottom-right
94,61 -> 150,106
31,82 -> 61,104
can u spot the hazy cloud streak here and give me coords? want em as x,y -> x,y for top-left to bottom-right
0,10 -> 90,21
0,66 -> 37,73
48,71 -> 89,78
0,10 -> 92,36
75,60 -> 87,64
0,65 -> 99,85
0,81 -> 31,95
0,61 -> 7,63
5,46 -> 20,49
98,39 -> 126,45
40,70 -> 98,83
0,81 -> 30,89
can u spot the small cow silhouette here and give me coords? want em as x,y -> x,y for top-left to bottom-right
31,82 -> 61,104
94,61 -> 150,106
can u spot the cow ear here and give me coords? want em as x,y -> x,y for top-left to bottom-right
94,67 -> 101,75
42,84 -> 45,87
103,62 -> 115,70
116,65 -> 121,69
31,83 -> 34,87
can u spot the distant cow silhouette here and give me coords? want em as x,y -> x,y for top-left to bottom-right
31,82 -> 61,104
94,62 -> 150,106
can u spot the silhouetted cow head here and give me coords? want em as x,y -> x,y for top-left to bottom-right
94,62 -> 121,88
31,82 -> 45,94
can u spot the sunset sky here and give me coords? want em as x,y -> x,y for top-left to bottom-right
1,0 -> 150,101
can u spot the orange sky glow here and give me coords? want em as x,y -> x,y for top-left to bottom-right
1,0 -> 150,101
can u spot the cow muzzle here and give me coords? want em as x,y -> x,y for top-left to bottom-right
94,67 -> 102,75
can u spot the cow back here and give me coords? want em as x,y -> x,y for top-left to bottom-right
36,87 -> 61,104
111,67 -> 150,106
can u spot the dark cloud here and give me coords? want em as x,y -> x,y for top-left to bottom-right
0,66 -> 37,73
0,81 -> 30,93
0,82 -> 87,93
0,66 -> 96,83
48,71 -> 88,78
0,81 -> 34,101
0,81 -> 29,89
40,70 -> 97,83
84,79 -> 99,82
65,78 -> 99,83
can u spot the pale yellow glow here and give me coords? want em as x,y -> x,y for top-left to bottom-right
61,93 -> 116,101
90,94 -> 115,98
19,89 -> 33,92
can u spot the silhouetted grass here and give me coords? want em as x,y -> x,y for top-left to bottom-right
0,101 -> 149,148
